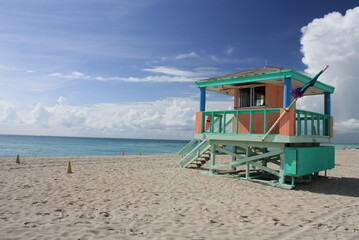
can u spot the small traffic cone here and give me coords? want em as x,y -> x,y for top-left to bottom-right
67,161 -> 73,173
16,155 -> 20,164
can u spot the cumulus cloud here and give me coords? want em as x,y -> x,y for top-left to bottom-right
0,101 -> 18,123
0,97 -> 231,139
335,119 -> 359,134
299,7 -> 359,134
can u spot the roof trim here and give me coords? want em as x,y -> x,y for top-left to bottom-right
196,69 -> 334,93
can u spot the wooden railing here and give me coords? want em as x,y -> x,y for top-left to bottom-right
202,109 -> 281,134
295,109 -> 331,136
196,108 -> 331,137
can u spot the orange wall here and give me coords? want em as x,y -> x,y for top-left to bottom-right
279,108 -> 296,136
235,112 -> 280,134
265,84 -> 283,108
233,83 -> 283,110
232,83 -> 283,134
195,112 -> 203,133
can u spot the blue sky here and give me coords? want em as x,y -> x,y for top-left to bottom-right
0,0 -> 358,141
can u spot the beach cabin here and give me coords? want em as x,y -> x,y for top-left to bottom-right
178,67 -> 335,189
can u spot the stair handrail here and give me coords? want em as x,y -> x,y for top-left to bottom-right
177,139 -> 209,167
177,138 -> 199,157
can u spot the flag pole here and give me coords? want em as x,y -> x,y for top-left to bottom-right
261,98 -> 297,141
261,65 -> 329,142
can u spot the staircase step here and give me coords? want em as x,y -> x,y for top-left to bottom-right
192,160 -> 206,164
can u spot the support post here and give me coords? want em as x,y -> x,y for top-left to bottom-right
324,93 -> 331,136
245,147 -> 250,179
283,78 -> 292,108
324,92 -> 331,116
278,151 -> 285,184
210,143 -> 215,173
200,87 -> 206,112
231,146 -> 237,172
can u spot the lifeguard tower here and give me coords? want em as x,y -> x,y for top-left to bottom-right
178,67 -> 335,189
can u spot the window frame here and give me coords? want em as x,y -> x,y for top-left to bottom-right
238,85 -> 266,108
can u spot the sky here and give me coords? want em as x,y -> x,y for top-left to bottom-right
0,0 -> 358,142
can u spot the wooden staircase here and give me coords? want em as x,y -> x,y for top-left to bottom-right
178,139 -> 227,169
187,151 -> 211,168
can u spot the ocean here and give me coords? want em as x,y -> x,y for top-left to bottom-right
0,134 -> 189,158
0,134 -> 357,158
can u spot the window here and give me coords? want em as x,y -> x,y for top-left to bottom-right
239,86 -> 265,107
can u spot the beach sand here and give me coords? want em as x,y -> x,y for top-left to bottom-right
0,150 -> 358,240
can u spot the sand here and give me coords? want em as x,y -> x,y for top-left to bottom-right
0,150 -> 358,240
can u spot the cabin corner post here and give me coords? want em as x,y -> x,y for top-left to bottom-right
200,87 -> 206,112
283,78 -> 292,108
324,92 -> 331,116
279,108 -> 296,136
324,92 -> 331,136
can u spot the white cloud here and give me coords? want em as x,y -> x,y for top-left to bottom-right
111,75 -> 195,82
175,51 -> 198,60
48,71 -> 89,79
0,97 -> 231,139
335,119 -> 359,134
47,65 -> 216,83
48,67 -> 199,82
299,7 -> 359,134
160,51 -> 198,62
0,101 -> 18,123
226,46 -> 234,55
143,66 -> 199,77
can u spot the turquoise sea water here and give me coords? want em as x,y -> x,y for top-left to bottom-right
0,134 -> 189,158
0,134 -> 357,158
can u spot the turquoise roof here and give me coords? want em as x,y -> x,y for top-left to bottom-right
196,67 -> 335,94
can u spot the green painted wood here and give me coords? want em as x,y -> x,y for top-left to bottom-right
263,110 -> 267,133
202,108 -> 332,138
236,113 -> 239,134
214,145 -> 244,160
249,111 -> 253,134
203,109 -> 280,135
212,149 -> 281,169
250,161 -> 280,177
177,139 -> 211,168
231,146 -> 237,171
304,112 -> 308,135
210,112 -> 214,133
284,149 -> 297,175
196,69 -> 335,94
284,146 -> 335,176
210,143 -> 216,173
297,112 -> 302,135
177,138 -> 198,156
225,117 -> 234,133
295,109 -> 330,136
289,71 -> 335,94
311,113 -> 315,135
196,70 -> 292,87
